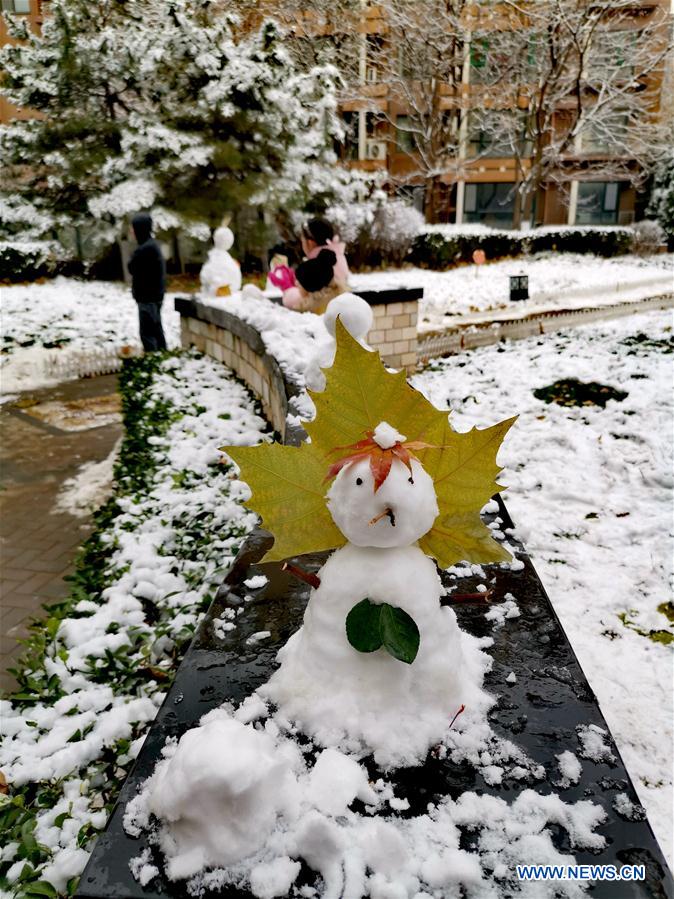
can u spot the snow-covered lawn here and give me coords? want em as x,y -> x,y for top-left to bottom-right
351,252 -> 674,330
1,277 -> 181,353
0,279 -> 181,392
413,308 -> 674,865
3,256 -> 672,394
0,352 -> 268,894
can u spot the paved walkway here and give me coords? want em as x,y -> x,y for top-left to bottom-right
0,374 -> 122,693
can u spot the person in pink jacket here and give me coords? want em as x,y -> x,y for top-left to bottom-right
277,218 -> 350,314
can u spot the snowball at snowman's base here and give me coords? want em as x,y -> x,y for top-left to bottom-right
129,682 -> 611,899
148,716 -> 297,880
261,543 -> 492,768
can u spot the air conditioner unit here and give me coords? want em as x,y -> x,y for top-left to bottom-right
365,66 -> 378,83
365,140 -> 387,160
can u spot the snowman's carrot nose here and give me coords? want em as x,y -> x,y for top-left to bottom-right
369,507 -> 396,527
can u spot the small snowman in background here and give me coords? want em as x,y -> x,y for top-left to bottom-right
200,219 -> 242,297
304,292 -> 373,392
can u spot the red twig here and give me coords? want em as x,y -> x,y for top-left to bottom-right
449,704 -> 466,730
445,589 -> 494,605
282,562 -> 321,590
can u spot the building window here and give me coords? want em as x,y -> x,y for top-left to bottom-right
339,111 -> 359,161
576,181 -> 623,224
464,182 -> 515,227
1,0 -> 31,11
525,32 -> 543,77
469,33 -> 491,83
581,109 -> 630,154
365,34 -> 384,83
467,110 -> 531,158
470,31 -> 522,85
589,30 -> 638,80
395,115 -> 415,153
365,111 -> 386,139
468,111 -> 504,157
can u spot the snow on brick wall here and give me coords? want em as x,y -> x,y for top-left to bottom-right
178,296 -> 420,438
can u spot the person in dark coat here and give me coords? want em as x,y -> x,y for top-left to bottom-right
128,212 -> 167,352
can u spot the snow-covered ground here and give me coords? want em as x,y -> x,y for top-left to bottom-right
3,256 -> 672,393
351,253 -> 674,330
0,279 -> 181,392
413,308 -> 674,865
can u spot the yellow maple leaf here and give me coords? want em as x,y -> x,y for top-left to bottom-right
223,319 -> 516,567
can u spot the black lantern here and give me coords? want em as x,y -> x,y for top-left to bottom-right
509,273 -> 529,302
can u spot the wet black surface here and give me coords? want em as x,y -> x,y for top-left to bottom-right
78,503 -> 673,898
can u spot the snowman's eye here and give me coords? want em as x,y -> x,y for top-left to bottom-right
408,476 -> 414,485
356,477 -> 363,486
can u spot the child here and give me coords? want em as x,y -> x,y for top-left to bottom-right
278,218 -> 350,314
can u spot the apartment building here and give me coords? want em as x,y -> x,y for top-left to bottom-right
330,0 -> 671,227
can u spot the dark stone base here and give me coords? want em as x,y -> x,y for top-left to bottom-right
78,503 -> 673,899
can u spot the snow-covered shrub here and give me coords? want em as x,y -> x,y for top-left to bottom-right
0,195 -> 54,241
0,351 -> 267,895
327,202 -> 374,248
328,198 -> 424,268
0,240 -> 58,282
647,153 -> 674,248
630,220 -> 667,256
370,200 -> 425,266
527,226 -> 634,257
410,225 -> 635,270
410,227 -> 521,269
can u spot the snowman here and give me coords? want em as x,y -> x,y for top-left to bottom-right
227,320 -> 515,767
200,223 -> 242,297
304,292 -> 373,392
260,421 -> 492,767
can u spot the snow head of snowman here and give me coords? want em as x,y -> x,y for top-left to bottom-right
326,422 -> 439,548
213,225 -> 235,252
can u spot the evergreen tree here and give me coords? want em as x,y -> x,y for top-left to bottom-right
0,0 -> 352,258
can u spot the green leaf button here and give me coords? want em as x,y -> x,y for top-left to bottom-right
345,598 -> 420,664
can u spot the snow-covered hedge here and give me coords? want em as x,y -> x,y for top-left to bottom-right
528,225 -> 636,257
328,198 -> 425,268
0,241 -> 59,283
410,225 -> 635,269
0,351 -> 267,897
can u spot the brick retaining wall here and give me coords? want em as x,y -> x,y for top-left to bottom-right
176,298 -> 303,443
175,289 -> 423,443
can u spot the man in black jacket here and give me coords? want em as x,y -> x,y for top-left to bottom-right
128,212 -> 167,352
